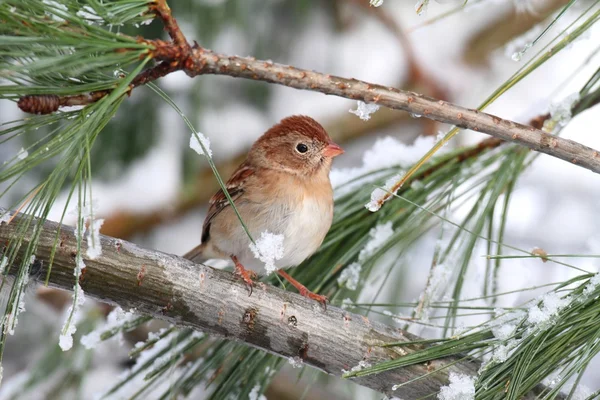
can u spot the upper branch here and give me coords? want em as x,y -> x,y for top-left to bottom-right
14,5 -> 600,175
0,210 -> 559,399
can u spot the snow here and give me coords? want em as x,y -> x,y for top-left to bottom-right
81,307 -> 139,349
543,93 -> 580,133
341,298 -> 354,309
288,356 -> 303,368
248,385 -> 266,400
249,231 -> 285,274
59,282 -> 86,351
189,132 -> 213,158
16,148 -> 28,160
349,101 -> 380,121
437,372 -> 475,400
0,257 -> 7,274
417,263 -> 451,322
42,0 -> 68,21
342,360 -> 372,374
527,292 -> 570,326
86,218 -> 104,259
359,222 -> 394,260
59,253 -> 87,351
330,136 -> 435,189
366,173 -> 403,212
3,255 -> 36,336
583,273 -> 600,297
491,308 -> 524,341
337,223 -> 394,290
0,211 -> 10,224
338,262 -> 361,291
76,6 -> 103,24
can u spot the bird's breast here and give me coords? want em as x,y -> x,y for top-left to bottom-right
280,194 -> 333,267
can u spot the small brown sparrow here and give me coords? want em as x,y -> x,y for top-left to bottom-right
184,115 -> 344,306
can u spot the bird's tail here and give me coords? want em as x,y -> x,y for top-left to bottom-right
183,243 -> 208,263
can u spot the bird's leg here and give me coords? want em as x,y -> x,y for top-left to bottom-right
231,255 -> 256,295
277,269 -> 328,309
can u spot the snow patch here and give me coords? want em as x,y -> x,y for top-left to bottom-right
249,231 -> 285,274
438,372 -> 475,400
349,101 -> 380,121
338,262 -> 361,290
189,132 -> 213,158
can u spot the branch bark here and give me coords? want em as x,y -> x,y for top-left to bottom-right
14,0 -> 600,176
0,210 -> 560,399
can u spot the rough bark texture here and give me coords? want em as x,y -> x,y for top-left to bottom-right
0,210 -> 562,399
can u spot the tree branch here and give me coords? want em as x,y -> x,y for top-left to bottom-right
0,210 -> 560,399
15,8 -> 600,176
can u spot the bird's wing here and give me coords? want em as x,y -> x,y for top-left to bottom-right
201,162 -> 255,243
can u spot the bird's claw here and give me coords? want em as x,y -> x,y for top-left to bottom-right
299,288 -> 328,311
233,263 -> 256,296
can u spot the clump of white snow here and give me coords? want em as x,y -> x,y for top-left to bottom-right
59,282 -> 86,351
349,101 -> 380,121
366,173 -> 403,212
248,384 -> 267,400
189,132 -> 213,158
0,211 -> 11,225
80,307 -> 139,349
59,253 -> 87,351
543,93 -> 580,132
342,360 -> 372,374
86,218 -> 104,259
249,231 -> 284,274
437,372 -> 475,400
583,273 -> 600,297
338,262 -> 361,290
16,148 -> 28,160
288,356 -> 303,368
340,298 -> 354,309
527,292 -> 570,326
359,222 -> 394,260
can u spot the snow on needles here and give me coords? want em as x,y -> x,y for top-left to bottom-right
189,132 -> 213,158
437,372 -> 476,400
527,292 -> 569,326
81,307 -> 139,349
249,231 -> 285,274
330,136 -> 435,190
339,222 -> 394,290
349,101 -> 380,121
359,222 -> 394,260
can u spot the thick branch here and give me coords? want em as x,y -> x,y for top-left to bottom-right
0,211 -> 558,399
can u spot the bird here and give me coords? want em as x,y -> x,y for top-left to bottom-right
184,115 -> 344,306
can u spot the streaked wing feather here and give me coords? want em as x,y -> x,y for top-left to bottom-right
201,163 -> 254,243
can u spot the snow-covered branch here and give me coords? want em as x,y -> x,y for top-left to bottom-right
0,209 -> 560,399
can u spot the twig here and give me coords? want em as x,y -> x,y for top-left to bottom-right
149,0 -> 190,53
0,209 -> 559,399
15,5 -> 600,175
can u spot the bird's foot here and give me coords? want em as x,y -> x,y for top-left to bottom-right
231,255 -> 256,296
277,269 -> 328,310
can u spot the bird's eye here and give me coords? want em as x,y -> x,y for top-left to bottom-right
296,143 -> 308,153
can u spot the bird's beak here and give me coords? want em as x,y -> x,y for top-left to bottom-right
322,142 -> 344,158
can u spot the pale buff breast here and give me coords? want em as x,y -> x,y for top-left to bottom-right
206,173 -> 333,273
